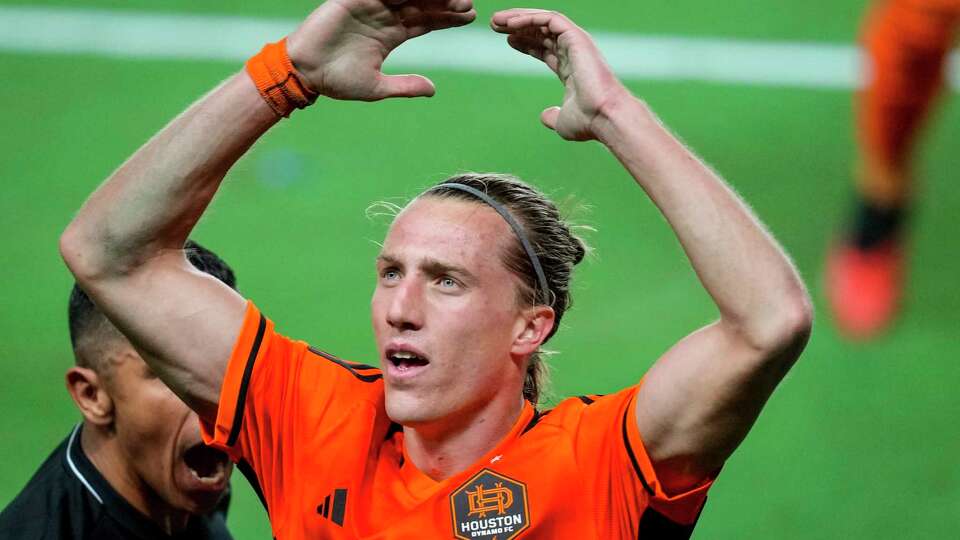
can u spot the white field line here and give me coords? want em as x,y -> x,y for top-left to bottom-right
1,5 -> 959,90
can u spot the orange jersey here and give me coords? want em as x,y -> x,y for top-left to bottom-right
202,302 -> 713,539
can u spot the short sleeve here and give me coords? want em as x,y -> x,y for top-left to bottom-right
200,301 -> 271,456
570,385 -> 714,536
200,301 -> 384,527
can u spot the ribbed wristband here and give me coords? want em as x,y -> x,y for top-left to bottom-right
245,38 -> 318,118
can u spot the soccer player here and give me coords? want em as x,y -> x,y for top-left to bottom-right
827,0 -> 960,339
0,242 -> 236,540
58,1 -> 813,538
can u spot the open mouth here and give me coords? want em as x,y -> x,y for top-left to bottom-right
386,350 -> 430,373
182,443 -> 230,486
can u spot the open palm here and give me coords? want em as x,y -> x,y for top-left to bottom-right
288,0 -> 476,101
491,9 -> 628,141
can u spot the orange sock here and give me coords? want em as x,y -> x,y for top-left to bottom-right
246,38 -> 319,118
856,0 -> 960,206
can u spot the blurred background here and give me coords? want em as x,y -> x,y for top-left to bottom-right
1,1 -> 957,537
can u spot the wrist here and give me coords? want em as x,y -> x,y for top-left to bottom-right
284,33 -> 321,94
591,91 -> 655,144
245,38 -> 319,118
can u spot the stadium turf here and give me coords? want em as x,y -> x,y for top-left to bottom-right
2,1 -> 958,538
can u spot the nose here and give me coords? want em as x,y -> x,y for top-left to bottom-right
386,277 -> 425,332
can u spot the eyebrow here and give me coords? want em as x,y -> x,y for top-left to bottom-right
376,254 -> 402,268
377,254 -> 479,285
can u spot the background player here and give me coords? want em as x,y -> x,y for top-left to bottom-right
827,0 -> 960,339
57,0 -> 812,537
0,242 -> 236,540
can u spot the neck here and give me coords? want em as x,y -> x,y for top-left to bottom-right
403,393 -> 526,481
81,422 -> 190,535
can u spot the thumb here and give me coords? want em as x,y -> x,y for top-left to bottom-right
374,74 -> 436,99
540,106 -> 561,131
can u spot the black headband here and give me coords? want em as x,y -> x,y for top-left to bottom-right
428,183 -> 550,306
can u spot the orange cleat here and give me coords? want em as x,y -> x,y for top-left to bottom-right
826,239 -> 904,340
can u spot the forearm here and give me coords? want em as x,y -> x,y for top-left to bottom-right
596,96 -> 811,349
62,72 -> 278,279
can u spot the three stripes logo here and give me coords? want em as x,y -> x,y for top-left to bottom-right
316,488 -> 348,527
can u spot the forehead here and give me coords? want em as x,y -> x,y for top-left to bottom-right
381,197 -> 513,267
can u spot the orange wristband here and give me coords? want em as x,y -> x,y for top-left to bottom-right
245,38 -> 318,118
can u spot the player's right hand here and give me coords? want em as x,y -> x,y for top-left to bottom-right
287,0 -> 476,101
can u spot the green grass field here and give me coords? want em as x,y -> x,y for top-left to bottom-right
2,1 -> 958,538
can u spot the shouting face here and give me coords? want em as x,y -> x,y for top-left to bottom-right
102,347 -> 233,516
371,197 -> 545,429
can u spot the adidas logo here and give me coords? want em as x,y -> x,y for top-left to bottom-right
316,488 -> 348,527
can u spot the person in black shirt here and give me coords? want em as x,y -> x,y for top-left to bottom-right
0,241 -> 236,539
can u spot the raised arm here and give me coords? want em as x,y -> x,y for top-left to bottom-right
60,0 -> 476,421
492,9 -> 812,493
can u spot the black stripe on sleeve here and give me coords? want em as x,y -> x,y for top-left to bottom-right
637,506 -> 699,540
308,346 -> 382,382
621,407 -> 655,496
227,314 -> 266,447
237,458 -> 269,513
345,361 -> 378,371
521,408 -> 552,435
578,395 -> 596,405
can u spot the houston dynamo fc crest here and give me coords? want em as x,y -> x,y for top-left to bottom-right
450,469 -> 530,540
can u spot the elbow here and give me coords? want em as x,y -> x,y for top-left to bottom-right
61,220 -> 174,290
774,293 -> 814,353
60,221 -> 92,282
739,288 -> 814,357
59,220 -> 113,286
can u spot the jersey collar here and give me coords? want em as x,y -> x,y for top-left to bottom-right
396,401 -> 536,494
64,423 -> 223,540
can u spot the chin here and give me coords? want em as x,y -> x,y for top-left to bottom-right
178,488 -> 228,515
384,389 -> 441,427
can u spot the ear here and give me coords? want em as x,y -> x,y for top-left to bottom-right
511,305 -> 556,357
65,367 -> 114,427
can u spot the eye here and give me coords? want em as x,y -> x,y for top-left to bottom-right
380,268 -> 401,282
437,276 -> 460,289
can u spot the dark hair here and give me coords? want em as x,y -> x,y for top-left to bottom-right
68,240 -> 238,372
423,173 -> 588,405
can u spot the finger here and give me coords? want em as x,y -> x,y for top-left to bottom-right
507,34 -> 546,61
507,24 -> 552,42
395,0 -> 474,15
445,0 -> 474,13
506,14 -> 572,35
543,51 -> 560,72
491,10 -> 574,36
541,106 -> 561,131
490,8 -> 550,30
506,34 -> 561,74
402,9 -> 477,34
505,28 -> 556,53
397,3 -> 474,18
374,74 -> 436,99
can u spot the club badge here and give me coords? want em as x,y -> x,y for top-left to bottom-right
450,469 -> 530,540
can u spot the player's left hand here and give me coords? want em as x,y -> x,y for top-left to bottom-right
491,9 -> 632,141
